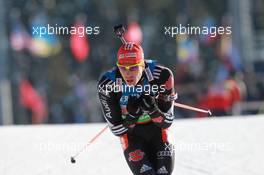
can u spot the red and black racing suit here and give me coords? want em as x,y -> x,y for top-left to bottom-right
98,62 -> 175,175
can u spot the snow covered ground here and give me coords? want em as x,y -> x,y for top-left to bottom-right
1,115 -> 264,175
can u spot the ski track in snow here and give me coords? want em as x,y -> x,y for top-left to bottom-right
0,115 -> 264,175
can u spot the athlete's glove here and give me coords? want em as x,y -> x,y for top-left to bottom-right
139,94 -> 159,115
124,95 -> 143,127
139,94 -> 174,128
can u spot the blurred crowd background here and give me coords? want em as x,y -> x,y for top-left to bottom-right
0,0 -> 264,125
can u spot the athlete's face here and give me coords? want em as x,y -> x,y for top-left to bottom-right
118,62 -> 145,86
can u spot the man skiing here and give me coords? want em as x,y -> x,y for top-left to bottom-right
98,35 -> 176,174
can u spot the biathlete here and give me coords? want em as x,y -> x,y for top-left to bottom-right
98,41 -> 176,175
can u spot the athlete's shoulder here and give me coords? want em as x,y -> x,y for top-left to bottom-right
98,67 -> 118,97
152,64 -> 174,82
98,67 -> 118,85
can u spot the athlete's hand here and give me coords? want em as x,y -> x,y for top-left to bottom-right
124,95 -> 143,127
139,94 -> 158,114
127,95 -> 143,117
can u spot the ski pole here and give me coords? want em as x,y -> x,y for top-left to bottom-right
174,102 -> 212,115
70,104 -> 210,163
70,125 -> 108,163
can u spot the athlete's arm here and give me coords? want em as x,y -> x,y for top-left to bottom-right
98,75 -> 129,136
140,67 -> 175,128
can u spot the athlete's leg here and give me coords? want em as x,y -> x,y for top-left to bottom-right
120,133 -> 156,175
151,128 -> 175,175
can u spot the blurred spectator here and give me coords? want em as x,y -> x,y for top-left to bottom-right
197,73 -> 242,117
19,79 -> 48,123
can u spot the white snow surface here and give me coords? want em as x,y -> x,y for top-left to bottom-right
1,115 -> 264,175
